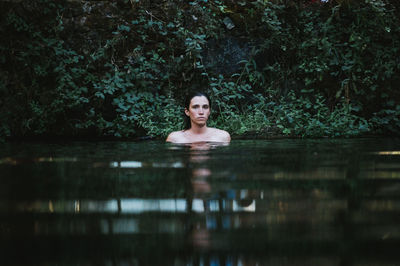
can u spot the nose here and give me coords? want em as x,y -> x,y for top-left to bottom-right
198,108 -> 204,114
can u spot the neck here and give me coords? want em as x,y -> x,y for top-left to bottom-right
189,123 -> 208,134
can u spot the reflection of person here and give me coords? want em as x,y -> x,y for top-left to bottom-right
166,91 -> 231,143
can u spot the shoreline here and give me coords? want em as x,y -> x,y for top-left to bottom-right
3,133 -> 399,143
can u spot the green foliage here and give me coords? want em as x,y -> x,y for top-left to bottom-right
0,0 -> 399,139
138,95 -> 183,137
370,102 -> 400,134
267,93 -> 370,137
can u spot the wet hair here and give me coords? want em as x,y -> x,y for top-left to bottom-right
183,91 -> 211,130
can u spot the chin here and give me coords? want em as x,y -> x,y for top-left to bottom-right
196,122 -> 207,127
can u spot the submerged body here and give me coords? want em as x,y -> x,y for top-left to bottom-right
166,93 -> 230,144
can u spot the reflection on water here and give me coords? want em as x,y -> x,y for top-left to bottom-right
1,138 -> 400,265
4,198 -> 257,216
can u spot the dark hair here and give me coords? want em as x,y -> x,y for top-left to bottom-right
183,91 -> 211,130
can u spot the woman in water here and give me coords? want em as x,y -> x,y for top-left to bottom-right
166,91 -> 231,143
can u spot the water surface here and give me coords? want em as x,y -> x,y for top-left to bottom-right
1,138 -> 400,265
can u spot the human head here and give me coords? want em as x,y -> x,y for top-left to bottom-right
183,91 -> 212,130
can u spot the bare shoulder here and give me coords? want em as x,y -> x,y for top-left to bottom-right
166,130 -> 186,143
209,128 -> 231,142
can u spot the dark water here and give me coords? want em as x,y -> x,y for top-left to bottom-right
1,138 -> 400,266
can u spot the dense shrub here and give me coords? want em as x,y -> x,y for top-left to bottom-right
0,0 -> 399,139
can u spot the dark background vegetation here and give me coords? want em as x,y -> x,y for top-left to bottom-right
1,0 -> 399,140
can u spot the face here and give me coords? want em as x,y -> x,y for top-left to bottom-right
185,96 -> 210,127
